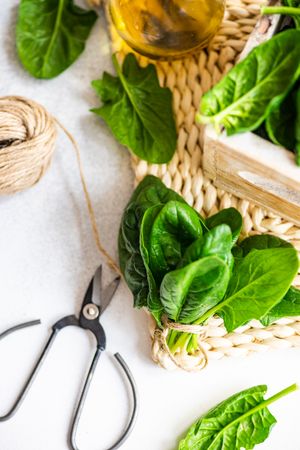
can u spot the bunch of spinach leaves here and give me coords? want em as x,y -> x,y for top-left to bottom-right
178,383 -> 298,450
119,176 -> 300,355
197,4 -> 300,165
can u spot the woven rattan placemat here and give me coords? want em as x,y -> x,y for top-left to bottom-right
108,0 -> 300,370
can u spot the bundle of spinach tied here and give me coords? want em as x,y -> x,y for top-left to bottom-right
119,175 -> 300,355
198,1 -> 300,164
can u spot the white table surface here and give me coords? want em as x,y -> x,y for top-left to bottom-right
0,2 -> 300,450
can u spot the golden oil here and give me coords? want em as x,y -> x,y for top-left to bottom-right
109,0 -> 225,59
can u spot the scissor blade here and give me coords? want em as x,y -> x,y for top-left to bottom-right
82,265 -> 102,308
90,265 -> 120,314
100,276 -> 121,315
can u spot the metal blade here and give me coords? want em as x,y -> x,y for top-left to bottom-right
100,276 -> 121,315
82,275 -> 96,308
90,265 -> 103,307
90,265 -> 120,314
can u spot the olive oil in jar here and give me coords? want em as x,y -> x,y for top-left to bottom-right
109,0 -> 225,59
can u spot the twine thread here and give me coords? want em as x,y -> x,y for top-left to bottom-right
0,95 -> 120,275
151,315 -> 208,372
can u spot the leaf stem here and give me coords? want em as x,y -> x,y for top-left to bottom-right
264,383 -> 298,406
112,53 -> 122,76
41,0 -> 65,78
261,6 -> 300,16
112,53 -> 139,116
167,331 -> 196,354
195,297 -> 227,325
196,112 -> 212,124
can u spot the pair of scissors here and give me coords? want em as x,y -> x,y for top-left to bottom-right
0,266 -> 138,450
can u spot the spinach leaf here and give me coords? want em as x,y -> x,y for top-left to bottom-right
239,234 -> 292,255
236,236 -> 300,327
198,248 -> 299,332
140,204 -> 164,322
143,201 -> 204,282
296,88 -> 300,165
119,176 -> 185,308
197,30 -> 300,135
131,175 -> 185,215
266,84 -> 300,155
283,0 -> 300,8
119,208 -> 149,308
178,384 -> 298,450
178,237 -> 204,267
167,225 -> 233,351
231,244 -> 244,269
160,256 -> 229,323
233,234 -> 292,270
179,224 -> 233,268
16,0 -> 97,79
261,286 -> 300,326
92,54 -> 177,163
205,208 -> 242,245
201,225 -> 232,259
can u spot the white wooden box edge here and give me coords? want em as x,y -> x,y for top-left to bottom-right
203,126 -> 300,226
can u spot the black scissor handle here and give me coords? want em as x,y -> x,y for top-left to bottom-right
0,320 -> 138,450
70,350 -> 138,450
0,316 -> 79,422
0,320 -> 41,341
0,319 -> 54,421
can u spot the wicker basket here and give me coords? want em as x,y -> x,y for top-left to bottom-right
107,0 -> 300,370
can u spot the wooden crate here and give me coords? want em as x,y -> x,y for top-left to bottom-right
203,12 -> 300,226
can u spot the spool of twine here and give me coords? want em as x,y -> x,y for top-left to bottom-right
0,95 -> 120,275
0,97 -> 56,194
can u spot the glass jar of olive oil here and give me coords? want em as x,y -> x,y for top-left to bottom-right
109,0 -> 225,59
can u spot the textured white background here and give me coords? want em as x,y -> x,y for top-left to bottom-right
0,2 -> 300,449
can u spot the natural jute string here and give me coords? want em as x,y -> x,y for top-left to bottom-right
0,95 -> 120,275
151,315 -> 208,371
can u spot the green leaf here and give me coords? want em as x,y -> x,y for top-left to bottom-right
262,286 -> 300,326
119,207 -> 156,309
275,0 -> 300,27
197,30 -> 300,135
237,235 -> 300,327
178,384 -> 298,450
231,244 -> 244,260
160,256 -> 229,323
296,88 -> 300,165
201,225 -> 232,259
144,201 -> 204,282
140,204 -> 164,322
178,237 -> 204,268
118,176 -> 185,309
167,225 -> 233,350
16,0 -> 97,79
198,248 -> 299,332
205,208 -> 242,245
239,234 -> 292,255
179,224 -> 233,268
266,84 -> 299,153
92,53 -> 177,163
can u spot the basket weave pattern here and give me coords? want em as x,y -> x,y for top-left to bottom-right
110,0 -> 300,370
